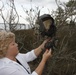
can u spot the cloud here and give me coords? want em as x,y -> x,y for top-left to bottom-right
15,0 -> 55,5
15,0 -> 69,4
0,0 -> 69,23
15,0 -> 69,9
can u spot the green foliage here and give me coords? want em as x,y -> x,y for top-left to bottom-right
54,0 -> 76,27
14,24 -> 76,75
66,0 -> 76,8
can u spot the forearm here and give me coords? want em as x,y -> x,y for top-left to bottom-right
34,49 -> 52,75
34,39 -> 49,57
35,59 -> 46,75
34,44 -> 43,57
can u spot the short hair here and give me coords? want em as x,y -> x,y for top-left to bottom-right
0,30 -> 15,58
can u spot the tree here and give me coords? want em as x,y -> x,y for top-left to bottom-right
21,6 -> 40,29
53,0 -> 76,27
45,0 -> 76,75
0,0 -> 19,31
66,0 -> 76,23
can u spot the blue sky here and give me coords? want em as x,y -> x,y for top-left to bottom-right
0,0 -> 69,24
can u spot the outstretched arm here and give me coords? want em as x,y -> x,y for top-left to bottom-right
34,39 -> 49,57
34,49 -> 52,75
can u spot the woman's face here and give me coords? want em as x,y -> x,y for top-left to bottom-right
6,38 -> 19,56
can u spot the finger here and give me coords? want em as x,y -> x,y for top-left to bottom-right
49,49 -> 52,52
48,49 -> 52,54
45,49 -> 49,53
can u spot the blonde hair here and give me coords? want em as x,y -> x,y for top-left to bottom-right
0,30 -> 15,58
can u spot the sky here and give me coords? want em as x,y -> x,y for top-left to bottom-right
0,0 -> 69,24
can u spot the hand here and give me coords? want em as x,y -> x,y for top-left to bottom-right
42,49 -> 52,62
40,38 -> 51,50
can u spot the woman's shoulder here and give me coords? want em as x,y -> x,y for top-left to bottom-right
0,59 -> 4,67
0,58 -> 15,69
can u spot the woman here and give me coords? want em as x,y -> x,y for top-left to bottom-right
0,30 -> 52,75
